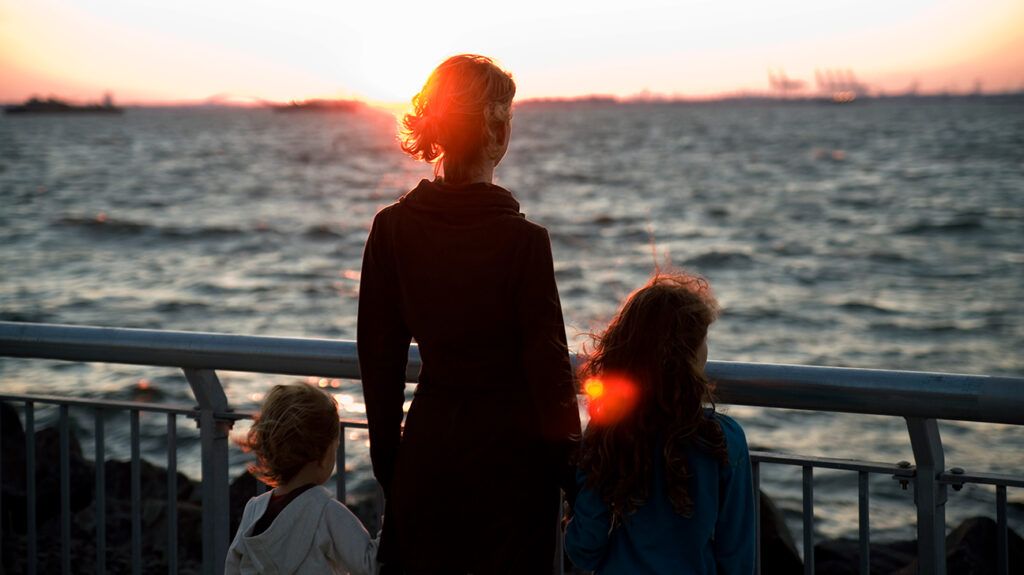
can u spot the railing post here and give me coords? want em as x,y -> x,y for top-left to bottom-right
184,368 -> 233,575
905,417 -> 946,575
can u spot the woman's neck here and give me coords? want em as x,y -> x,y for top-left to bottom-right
443,161 -> 495,185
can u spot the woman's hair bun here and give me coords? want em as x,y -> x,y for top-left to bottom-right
400,54 -> 516,182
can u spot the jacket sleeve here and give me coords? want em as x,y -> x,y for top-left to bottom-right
714,418 -> 756,574
324,500 -> 380,575
563,469 -> 610,570
358,211 -> 412,494
516,226 -> 582,491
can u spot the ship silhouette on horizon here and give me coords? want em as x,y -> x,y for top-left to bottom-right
5,93 -> 123,115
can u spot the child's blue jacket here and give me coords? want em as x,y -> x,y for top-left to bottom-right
565,412 -> 755,574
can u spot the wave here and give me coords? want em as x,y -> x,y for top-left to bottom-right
896,217 -> 985,235
55,215 -> 281,239
836,300 -> 899,315
0,310 -> 56,323
868,319 -> 986,335
56,215 -> 149,234
722,306 -> 820,327
303,224 -> 347,240
192,281 -> 277,295
684,250 -> 754,269
153,300 -> 211,313
866,251 -> 914,264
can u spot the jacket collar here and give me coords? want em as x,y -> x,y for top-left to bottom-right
399,178 -> 522,218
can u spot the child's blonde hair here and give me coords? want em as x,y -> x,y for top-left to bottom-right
240,384 -> 340,487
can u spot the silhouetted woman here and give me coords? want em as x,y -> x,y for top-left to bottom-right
357,54 -> 581,574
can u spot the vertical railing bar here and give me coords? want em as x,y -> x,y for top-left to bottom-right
59,404 -> 71,575
26,401 -> 37,575
0,399 -> 4,571
996,485 -> 1007,575
167,413 -> 178,575
905,417 -> 946,575
803,465 -> 814,575
336,422 -> 346,503
753,459 -> 761,575
131,409 -> 141,575
183,367 -> 232,575
858,470 -> 869,575
95,409 -> 106,574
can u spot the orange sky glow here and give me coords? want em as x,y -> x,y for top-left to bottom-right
1,0 -> 1022,105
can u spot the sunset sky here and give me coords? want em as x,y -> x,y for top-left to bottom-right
1,0 -> 1022,105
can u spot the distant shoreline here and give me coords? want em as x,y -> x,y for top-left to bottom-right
515,92 -> 1024,107
3,92 -> 1022,111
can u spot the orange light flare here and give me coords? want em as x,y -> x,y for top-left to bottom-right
131,377 -> 163,402
582,373 -> 639,426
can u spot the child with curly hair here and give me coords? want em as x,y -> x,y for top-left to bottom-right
565,273 -> 755,574
226,383 -> 378,575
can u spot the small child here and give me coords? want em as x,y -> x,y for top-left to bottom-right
565,273 -> 755,574
226,384 -> 378,575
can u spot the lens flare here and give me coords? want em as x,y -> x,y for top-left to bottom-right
584,377 -> 605,399
583,373 -> 639,426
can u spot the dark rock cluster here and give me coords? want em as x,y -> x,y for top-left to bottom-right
2,402 -> 1020,574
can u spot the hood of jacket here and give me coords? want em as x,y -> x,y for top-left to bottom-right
398,179 -> 523,226
237,486 -> 332,575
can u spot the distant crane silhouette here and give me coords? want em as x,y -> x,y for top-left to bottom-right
768,69 -> 806,97
815,69 -> 869,102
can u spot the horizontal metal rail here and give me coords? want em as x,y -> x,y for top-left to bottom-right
3,321 -> 1022,424
0,391 -> 197,415
2,320 -> 1023,575
749,450 -> 1021,575
0,395 -> 367,575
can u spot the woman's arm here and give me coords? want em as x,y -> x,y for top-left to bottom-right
358,210 -> 412,494
564,470 -> 611,570
516,226 -> 582,491
714,418 -> 756,574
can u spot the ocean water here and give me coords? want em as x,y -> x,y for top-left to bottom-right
1,99 -> 1022,544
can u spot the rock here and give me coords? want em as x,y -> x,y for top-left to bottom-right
897,516 -> 1024,575
815,537 -> 916,574
760,489 -> 804,572
2,401 -> 27,535
1,412 -> 96,535
103,459 -> 197,504
346,489 -> 384,535
21,496 -> 204,575
229,469 -> 267,535
33,425 -> 96,527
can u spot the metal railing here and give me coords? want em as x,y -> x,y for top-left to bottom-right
1,321 -> 1022,575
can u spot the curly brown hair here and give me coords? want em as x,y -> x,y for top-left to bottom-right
399,54 -> 516,184
578,273 -> 729,523
238,384 -> 340,487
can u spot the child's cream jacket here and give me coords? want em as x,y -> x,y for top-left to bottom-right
225,485 -> 378,575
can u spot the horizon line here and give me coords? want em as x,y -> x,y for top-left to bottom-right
4,90 -> 1024,111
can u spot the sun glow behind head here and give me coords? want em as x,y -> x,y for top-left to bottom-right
583,373 -> 639,426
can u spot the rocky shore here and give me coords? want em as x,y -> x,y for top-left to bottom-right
1,403 -> 1020,573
